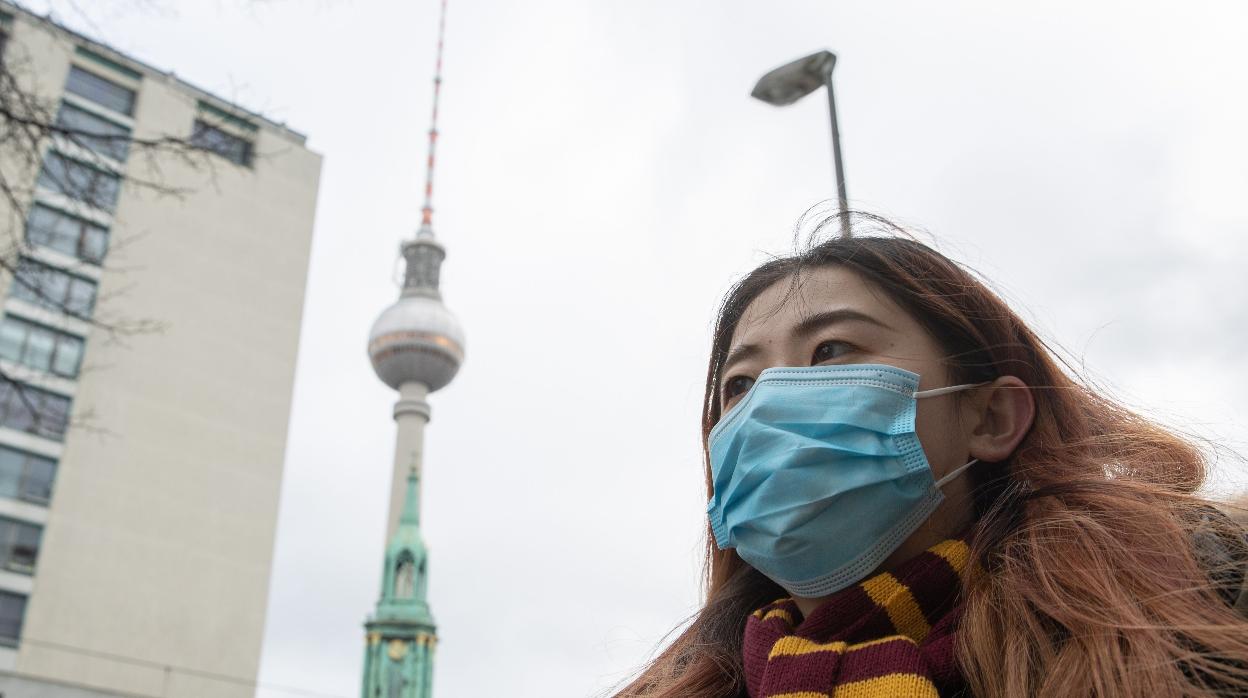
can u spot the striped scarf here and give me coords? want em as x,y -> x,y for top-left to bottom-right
743,538 -> 971,698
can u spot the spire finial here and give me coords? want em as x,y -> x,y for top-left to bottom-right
418,0 -> 449,235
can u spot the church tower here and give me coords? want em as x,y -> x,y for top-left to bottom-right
362,1 -> 462,695
360,468 -> 437,697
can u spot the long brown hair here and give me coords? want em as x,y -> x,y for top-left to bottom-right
616,214 -> 1248,697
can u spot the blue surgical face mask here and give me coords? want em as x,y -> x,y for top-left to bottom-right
707,363 -> 985,598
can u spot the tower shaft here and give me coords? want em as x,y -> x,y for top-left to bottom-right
388,381 -> 430,541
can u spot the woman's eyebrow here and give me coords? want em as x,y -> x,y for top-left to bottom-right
722,343 -> 762,376
721,309 -> 892,378
792,308 -> 894,338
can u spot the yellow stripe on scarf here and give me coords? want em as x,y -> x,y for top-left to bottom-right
767,636 -> 849,659
762,671 -> 940,698
929,539 -> 970,573
753,598 -> 795,620
761,608 -> 795,625
829,672 -> 940,698
768,634 -> 917,661
860,572 -> 931,642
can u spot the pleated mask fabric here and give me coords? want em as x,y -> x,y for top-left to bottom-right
708,364 -> 982,597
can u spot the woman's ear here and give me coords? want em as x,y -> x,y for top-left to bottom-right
967,376 -> 1034,462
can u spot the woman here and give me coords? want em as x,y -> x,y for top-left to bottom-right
618,215 -> 1248,697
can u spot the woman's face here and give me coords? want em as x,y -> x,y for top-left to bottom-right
719,265 -> 980,598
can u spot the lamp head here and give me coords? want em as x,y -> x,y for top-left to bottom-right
751,50 -> 837,106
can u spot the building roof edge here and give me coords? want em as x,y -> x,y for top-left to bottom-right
0,0 -> 310,146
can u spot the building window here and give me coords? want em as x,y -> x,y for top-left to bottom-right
36,152 -> 122,212
26,204 -> 109,264
54,102 -> 131,162
0,315 -> 85,378
65,65 -> 135,116
0,590 -> 24,646
0,381 -> 71,441
9,258 -> 99,319
191,120 -> 253,167
0,445 -> 56,505
0,518 -> 40,575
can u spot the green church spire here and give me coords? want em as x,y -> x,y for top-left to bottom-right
361,466 -> 437,698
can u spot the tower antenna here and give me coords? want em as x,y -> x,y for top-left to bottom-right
419,0 -> 448,234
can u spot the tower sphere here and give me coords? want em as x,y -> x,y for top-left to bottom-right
368,295 -> 465,392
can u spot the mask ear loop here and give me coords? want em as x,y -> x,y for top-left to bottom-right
908,379 -> 993,489
913,380 -> 992,489
935,458 -> 978,488
913,380 -> 992,399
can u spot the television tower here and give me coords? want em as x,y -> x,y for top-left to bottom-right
361,0 -> 464,694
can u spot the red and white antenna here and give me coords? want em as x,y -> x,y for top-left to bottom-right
418,0 -> 448,234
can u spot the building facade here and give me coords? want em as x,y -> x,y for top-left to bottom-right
0,3 -> 321,696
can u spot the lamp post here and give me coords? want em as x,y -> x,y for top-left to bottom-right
752,50 -> 850,238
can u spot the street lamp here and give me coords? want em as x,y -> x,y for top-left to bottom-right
752,50 -> 851,238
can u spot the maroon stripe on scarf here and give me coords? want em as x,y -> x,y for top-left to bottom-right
796,584 -> 893,641
753,647 -> 851,695
918,608 -> 963,694
900,550 -> 963,624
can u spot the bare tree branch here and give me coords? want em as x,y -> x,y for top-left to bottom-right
0,21 -> 226,438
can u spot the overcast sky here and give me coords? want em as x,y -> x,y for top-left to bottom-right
27,1 -> 1248,696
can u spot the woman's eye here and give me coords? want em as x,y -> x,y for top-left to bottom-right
811,340 -> 853,364
722,375 -> 755,404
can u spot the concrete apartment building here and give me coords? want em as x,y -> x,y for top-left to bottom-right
0,4 -> 321,696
